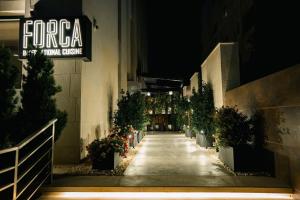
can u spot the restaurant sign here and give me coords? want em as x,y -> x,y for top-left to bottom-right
19,16 -> 92,61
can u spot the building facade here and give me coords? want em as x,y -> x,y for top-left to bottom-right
0,0 -> 148,164
201,42 -> 300,199
200,0 -> 300,84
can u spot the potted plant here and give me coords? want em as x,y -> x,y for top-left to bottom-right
214,106 -> 269,172
114,91 -> 146,143
184,125 -> 191,137
190,82 -> 215,148
86,134 -> 124,170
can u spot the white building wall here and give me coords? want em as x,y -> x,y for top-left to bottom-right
53,0 -> 122,163
119,0 -> 131,93
201,43 -> 240,108
183,85 -> 192,98
1,0 -> 138,164
190,72 -> 199,93
53,60 -> 81,164
80,0 -> 120,159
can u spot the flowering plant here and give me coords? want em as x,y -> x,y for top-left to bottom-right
86,134 -> 124,164
109,126 -> 135,157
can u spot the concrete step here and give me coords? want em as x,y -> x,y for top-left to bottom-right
40,186 -> 293,200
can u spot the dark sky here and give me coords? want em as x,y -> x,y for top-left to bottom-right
146,0 -> 203,82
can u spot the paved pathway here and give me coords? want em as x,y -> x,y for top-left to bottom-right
42,132 -> 292,199
124,132 -> 231,176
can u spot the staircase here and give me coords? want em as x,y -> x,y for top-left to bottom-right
40,185 -> 293,200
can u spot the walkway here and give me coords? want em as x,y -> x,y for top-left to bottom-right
41,132 -> 292,199
124,132 -> 231,176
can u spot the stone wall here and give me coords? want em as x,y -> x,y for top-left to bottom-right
201,43 -> 240,108
183,85 -> 192,98
225,65 -> 300,194
202,42 -> 300,197
190,72 -> 199,93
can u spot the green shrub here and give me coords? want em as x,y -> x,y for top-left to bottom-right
18,50 -> 67,141
0,48 -> 19,148
214,106 -> 254,147
173,95 -> 190,130
114,91 -> 146,134
190,82 -> 215,138
86,135 -> 124,164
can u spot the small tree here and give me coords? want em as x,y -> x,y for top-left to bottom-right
19,50 -> 67,141
173,95 -> 190,130
114,91 -> 146,134
0,48 -> 19,147
190,82 -> 215,141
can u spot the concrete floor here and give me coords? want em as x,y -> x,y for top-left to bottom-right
41,133 -> 293,199
124,133 -> 231,176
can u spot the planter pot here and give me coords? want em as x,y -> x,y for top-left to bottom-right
134,132 -> 138,146
129,133 -> 138,147
137,131 -> 143,143
92,152 -> 121,170
218,146 -> 275,174
185,129 -> 192,137
147,125 -> 154,131
196,133 -> 213,148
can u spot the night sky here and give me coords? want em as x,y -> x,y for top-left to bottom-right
146,0 -> 203,82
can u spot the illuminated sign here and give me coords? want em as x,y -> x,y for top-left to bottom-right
19,16 -> 92,61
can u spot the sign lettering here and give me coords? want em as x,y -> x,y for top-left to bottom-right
19,16 -> 92,61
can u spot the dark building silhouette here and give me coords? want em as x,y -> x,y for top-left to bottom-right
200,0 -> 300,83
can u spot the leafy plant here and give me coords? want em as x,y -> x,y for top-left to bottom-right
0,48 -> 19,148
114,91 -> 146,134
154,94 -> 169,114
173,95 -> 190,130
86,134 -> 124,164
214,106 -> 254,147
190,82 -> 215,140
18,49 -> 67,141
109,126 -> 134,156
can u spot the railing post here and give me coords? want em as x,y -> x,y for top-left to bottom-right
13,148 -> 19,200
50,121 -> 55,184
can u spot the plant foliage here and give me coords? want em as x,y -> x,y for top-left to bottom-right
86,134 -> 124,164
19,50 -> 67,141
190,82 -> 215,140
114,91 -> 146,134
0,48 -> 19,148
214,106 -> 254,147
173,95 -> 190,130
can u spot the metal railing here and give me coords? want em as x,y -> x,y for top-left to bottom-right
0,119 -> 57,200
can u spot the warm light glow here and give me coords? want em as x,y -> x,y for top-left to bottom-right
51,192 -> 292,199
185,143 -> 197,153
147,92 -> 151,96
1,10 -> 24,14
169,91 -> 173,95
